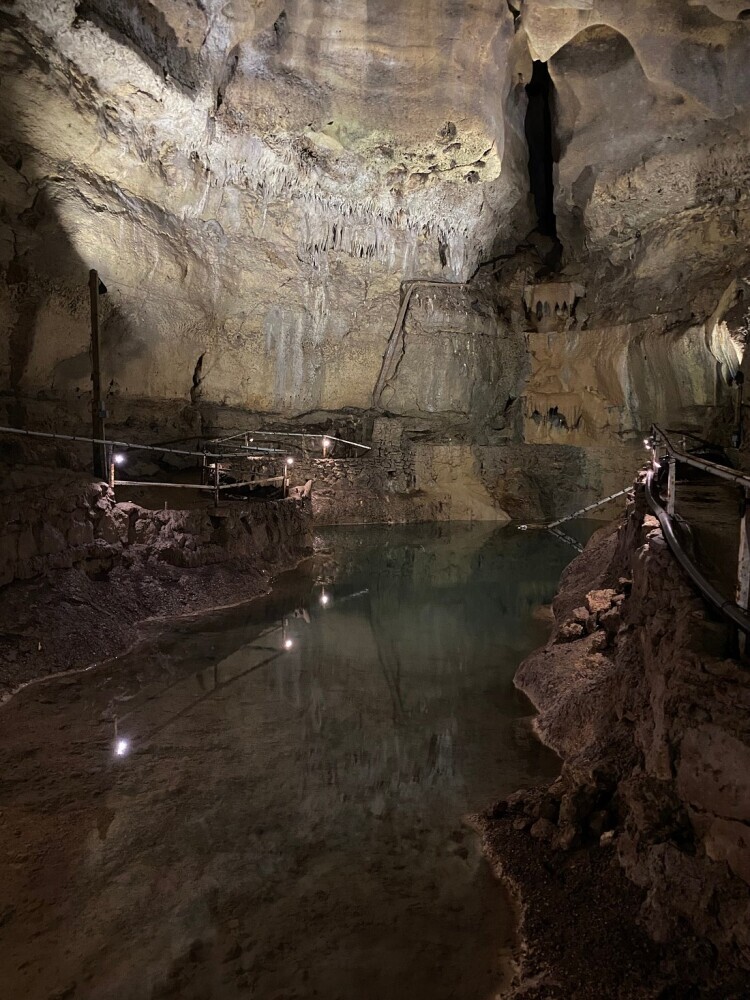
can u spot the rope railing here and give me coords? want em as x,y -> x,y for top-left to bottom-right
547,486 -> 635,529
517,483 -> 635,551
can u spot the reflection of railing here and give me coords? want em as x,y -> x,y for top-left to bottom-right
517,484 -> 634,551
646,425 -> 750,637
111,620 -> 291,757
547,526 -> 584,553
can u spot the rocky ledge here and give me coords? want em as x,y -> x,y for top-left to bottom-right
477,482 -> 750,997
0,471 -> 312,697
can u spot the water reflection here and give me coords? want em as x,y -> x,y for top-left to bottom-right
0,522 -> 584,1000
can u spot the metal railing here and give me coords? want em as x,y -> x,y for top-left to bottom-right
0,425 -> 295,505
646,425 -> 750,636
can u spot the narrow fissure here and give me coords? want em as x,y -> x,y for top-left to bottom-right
525,60 -> 559,243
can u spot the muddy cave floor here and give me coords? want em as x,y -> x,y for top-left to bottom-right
478,795 -> 749,1000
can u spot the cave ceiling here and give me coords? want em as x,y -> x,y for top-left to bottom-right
0,0 -> 749,418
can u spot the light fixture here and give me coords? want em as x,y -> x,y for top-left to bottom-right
320,591 -> 330,607
286,456 -> 294,466
115,738 -> 130,757
113,452 -> 126,465
284,638 -> 293,650
322,436 -> 331,457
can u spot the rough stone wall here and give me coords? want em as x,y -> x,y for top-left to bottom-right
294,421 -> 511,523
0,470 -> 311,588
514,488 -> 750,968
0,467 -> 314,695
293,434 -> 637,525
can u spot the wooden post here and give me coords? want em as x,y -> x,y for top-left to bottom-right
282,461 -> 288,498
737,374 -> 745,448
213,462 -> 220,507
89,269 -> 106,478
667,458 -> 676,518
737,488 -> 750,609
737,488 -> 750,655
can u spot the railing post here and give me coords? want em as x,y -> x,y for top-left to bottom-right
667,458 -> 676,518
213,461 -> 220,507
89,268 -> 107,479
737,488 -> 750,654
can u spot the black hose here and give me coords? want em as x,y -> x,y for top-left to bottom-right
645,469 -> 750,635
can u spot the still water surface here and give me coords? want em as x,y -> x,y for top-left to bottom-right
0,523 -> 585,1000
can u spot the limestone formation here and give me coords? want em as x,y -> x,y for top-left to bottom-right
1,1 -> 750,516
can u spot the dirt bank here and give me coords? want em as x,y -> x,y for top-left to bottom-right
0,471 -> 313,697
480,481 -> 750,997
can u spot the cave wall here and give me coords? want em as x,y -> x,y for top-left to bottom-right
1,0 -> 749,517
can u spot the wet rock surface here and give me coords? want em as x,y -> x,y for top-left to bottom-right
484,481 -> 750,994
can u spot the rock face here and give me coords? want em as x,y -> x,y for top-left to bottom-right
1,2 -> 750,517
515,487 -> 750,970
0,468 -> 311,588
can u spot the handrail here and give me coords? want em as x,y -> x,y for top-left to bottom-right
0,424 -> 296,502
651,425 -> 750,489
113,475 -> 284,492
645,467 -> 750,635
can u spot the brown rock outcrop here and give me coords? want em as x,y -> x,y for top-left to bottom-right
0,470 -> 313,695
513,484 -> 750,972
